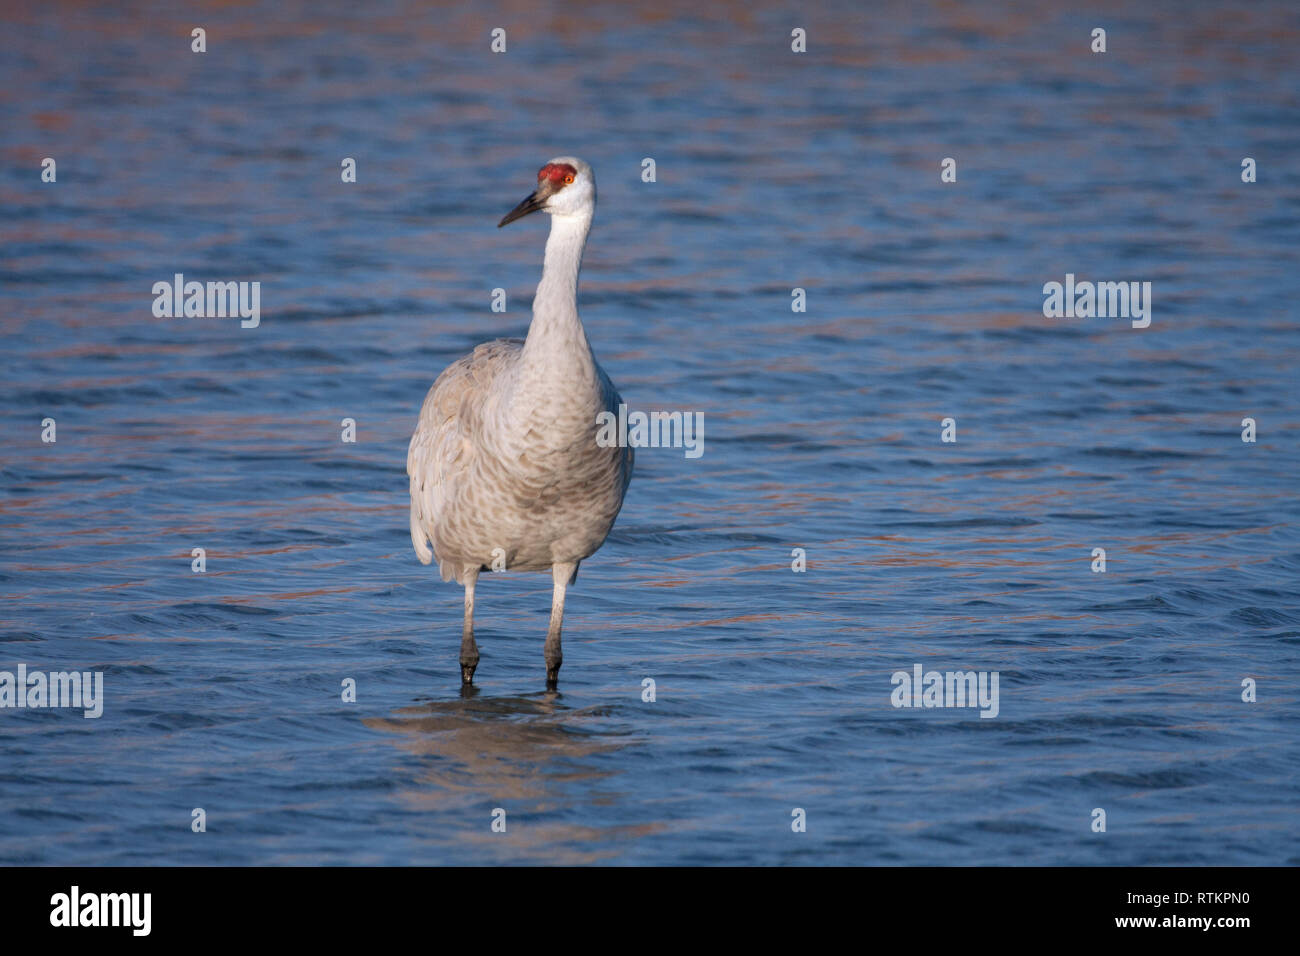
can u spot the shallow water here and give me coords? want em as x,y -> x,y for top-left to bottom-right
1,0 -> 1298,865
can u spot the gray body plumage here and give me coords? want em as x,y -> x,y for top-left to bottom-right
406,336 -> 632,582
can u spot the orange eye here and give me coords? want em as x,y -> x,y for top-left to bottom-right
564,174 -> 574,184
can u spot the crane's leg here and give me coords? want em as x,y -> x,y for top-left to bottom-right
460,568 -> 479,685
545,562 -> 576,690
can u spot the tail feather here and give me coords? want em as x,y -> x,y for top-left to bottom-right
409,505 -> 433,565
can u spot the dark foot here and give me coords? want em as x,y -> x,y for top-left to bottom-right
545,661 -> 561,690
461,662 -> 477,685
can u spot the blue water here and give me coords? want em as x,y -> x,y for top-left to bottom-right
1,0 -> 1298,865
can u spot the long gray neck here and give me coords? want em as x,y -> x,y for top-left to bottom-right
521,211 -> 594,372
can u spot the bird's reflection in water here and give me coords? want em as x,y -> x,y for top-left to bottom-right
364,691 -> 663,863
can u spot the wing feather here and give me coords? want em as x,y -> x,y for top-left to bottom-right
406,338 -> 523,575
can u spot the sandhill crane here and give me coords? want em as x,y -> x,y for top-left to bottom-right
407,157 -> 633,689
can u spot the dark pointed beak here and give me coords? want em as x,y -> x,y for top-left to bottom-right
498,190 -> 546,227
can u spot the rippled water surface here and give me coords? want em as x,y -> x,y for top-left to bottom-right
2,0 -> 1298,865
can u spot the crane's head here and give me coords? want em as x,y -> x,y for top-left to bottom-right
498,156 -> 595,227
